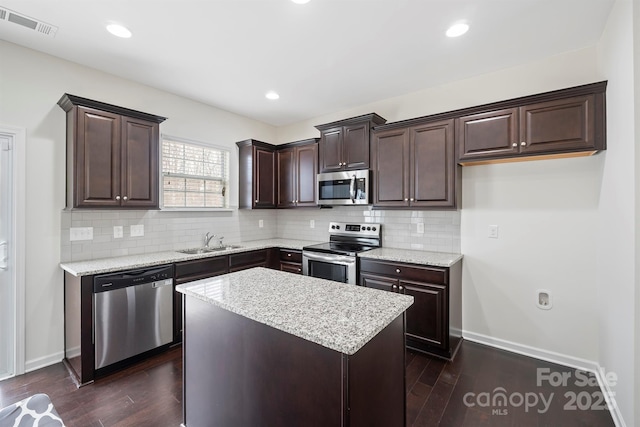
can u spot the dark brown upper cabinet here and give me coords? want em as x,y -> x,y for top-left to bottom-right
315,113 -> 386,173
277,139 -> 318,208
456,82 -> 606,164
371,119 -> 459,209
237,139 -> 277,209
58,94 -> 167,209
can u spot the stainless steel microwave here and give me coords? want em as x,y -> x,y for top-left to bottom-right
316,169 -> 370,205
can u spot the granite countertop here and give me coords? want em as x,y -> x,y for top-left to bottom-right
60,238 -> 321,277
359,248 -> 463,267
60,238 -> 463,277
176,267 -> 414,355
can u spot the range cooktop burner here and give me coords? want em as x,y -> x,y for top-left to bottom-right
302,241 -> 377,256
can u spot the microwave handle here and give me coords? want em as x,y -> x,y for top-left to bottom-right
349,174 -> 356,203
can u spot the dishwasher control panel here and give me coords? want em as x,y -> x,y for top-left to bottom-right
93,264 -> 174,293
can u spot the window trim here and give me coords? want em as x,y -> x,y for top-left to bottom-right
160,134 -> 232,211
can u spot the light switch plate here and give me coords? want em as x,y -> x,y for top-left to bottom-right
488,225 -> 499,239
259,220 -> 264,228
130,224 -> 144,237
113,226 -> 123,239
310,220 -> 315,229
417,222 -> 424,234
70,227 -> 93,241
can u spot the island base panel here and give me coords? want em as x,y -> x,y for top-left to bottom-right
183,295 -> 406,427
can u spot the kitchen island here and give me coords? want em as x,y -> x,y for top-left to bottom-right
176,267 -> 414,427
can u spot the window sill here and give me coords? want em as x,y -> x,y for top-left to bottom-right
160,207 -> 236,213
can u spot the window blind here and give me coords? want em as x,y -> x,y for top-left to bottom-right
161,137 -> 229,208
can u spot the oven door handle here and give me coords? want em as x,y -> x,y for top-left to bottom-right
302,251 -> 356,265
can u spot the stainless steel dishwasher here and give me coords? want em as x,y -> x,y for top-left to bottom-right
93,264 -> 174,370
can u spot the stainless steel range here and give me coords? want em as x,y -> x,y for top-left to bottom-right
302,221 -> 381,285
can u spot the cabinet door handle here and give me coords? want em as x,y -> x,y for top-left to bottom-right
395,268 -> 401,273
123,196 -> 128,201
297,268 -> 302,272
404,198 -> 408,201
410,198 -> 414,201
520,141 -> 527,146
255,199 -> 258,203
115,195 -> 121,201
287,253 -> 292,257
512,142 -> 517,147
392,285 -> 398,290
399,285 -> 404,291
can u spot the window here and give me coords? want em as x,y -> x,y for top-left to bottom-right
161,135 -> 230,209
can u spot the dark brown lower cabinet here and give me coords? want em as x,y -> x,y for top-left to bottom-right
229,249 -> 268,272
279,248 -> 302,274
183,295 -> 406,427
174,256 -> 229,343
359,258 -> 462,360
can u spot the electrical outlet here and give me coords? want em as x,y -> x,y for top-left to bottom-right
488,225 -> 499,239
310,220 -> 315,229
417,222 -> 424,234
113,226 -> 123,239
259,219 -> 264,228
130,224 -> 144,237
70,227 -> 93,241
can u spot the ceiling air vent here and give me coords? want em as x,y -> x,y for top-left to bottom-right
0,6 -> 58,37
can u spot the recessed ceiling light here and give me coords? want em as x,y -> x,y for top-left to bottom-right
291,0 -> 311,4
446,22 -> 469,38
106,23 -> 132,38
265,91 -> 280,100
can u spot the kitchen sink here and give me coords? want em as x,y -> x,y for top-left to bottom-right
178,245 -> 242,255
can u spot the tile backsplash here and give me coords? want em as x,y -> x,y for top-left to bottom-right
61,209 -> 278,262
61,207 -> 460,262
276,207 -> 460,253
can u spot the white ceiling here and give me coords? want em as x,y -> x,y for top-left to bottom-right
0,0 -> 614,126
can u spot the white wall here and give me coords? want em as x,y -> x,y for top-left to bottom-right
278,47 -> 604,363
635,0 -> 640,424
596,1 -> 636,425
276,48 -> 601,144
0,40 -> 276,369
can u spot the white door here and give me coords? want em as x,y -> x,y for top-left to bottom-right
0,126 -> 25,380
0,133 -> 14,379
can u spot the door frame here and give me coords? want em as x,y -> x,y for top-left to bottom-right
0,125 -> 26,377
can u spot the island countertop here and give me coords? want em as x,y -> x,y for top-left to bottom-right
176,267 -> 413,355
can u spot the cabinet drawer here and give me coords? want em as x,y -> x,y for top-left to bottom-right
175,256 -> 229,284
359,259 -> 447,284
279,249 -> 302,263
229,250 -> 268,270
280,262 -> 302,274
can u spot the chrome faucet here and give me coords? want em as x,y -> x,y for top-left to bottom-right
204,232 -> 216,249
204,232 -> 225,249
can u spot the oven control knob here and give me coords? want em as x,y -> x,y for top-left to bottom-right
331,225 -> 335,229
367,227 -> 371,231
372,227 -> 376,231
336,225 -> 340,229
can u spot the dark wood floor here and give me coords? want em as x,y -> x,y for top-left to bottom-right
0,341 -> 615,426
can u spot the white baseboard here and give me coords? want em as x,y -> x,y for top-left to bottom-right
462,330 -> 625,427
25,351 -> 64,373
